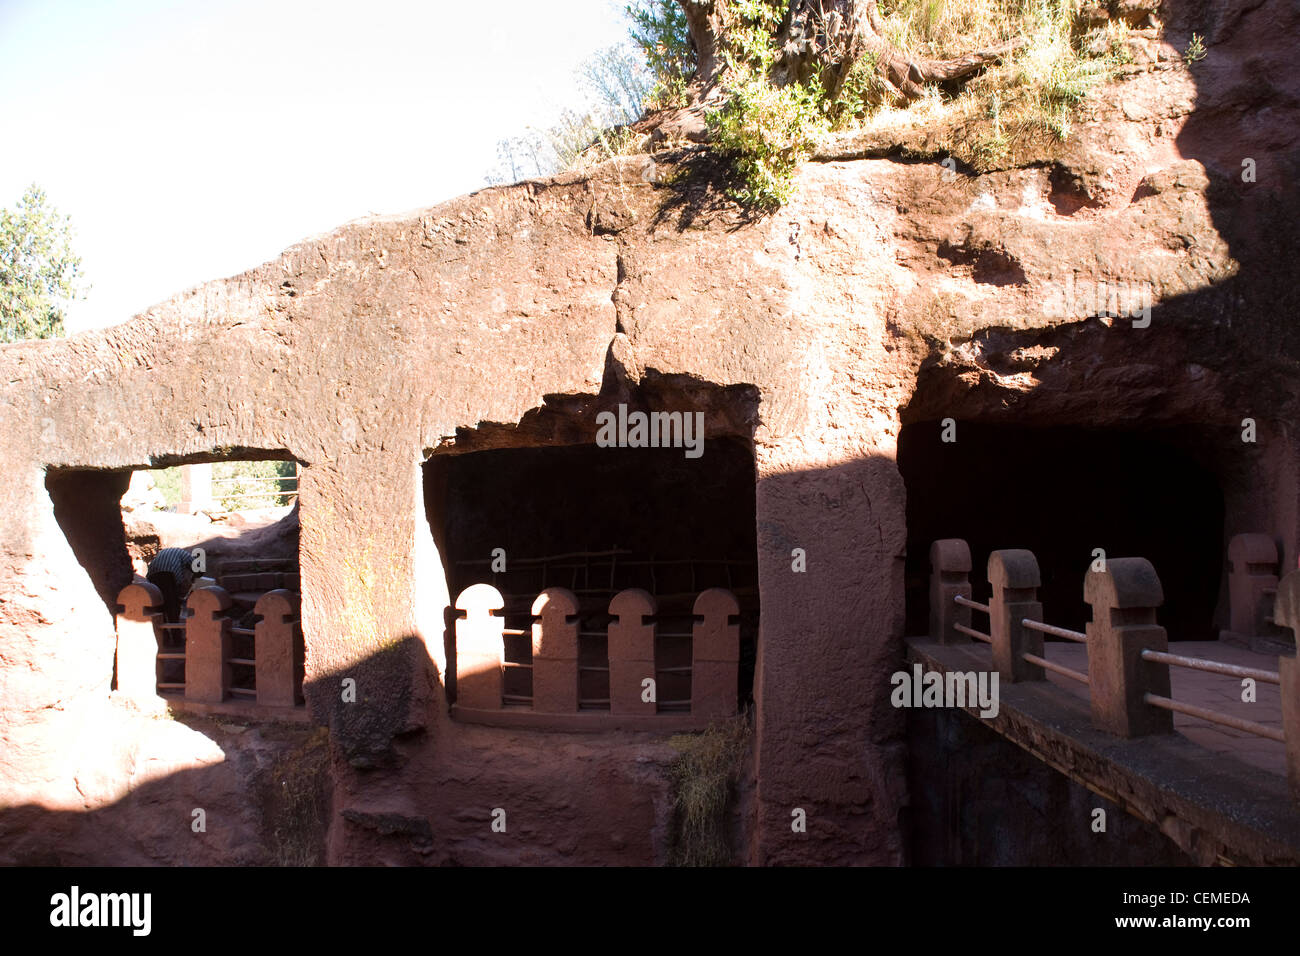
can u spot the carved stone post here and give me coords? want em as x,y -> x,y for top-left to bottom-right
255,589 -> 300,707
531,587 -> 579,713
1226,533 -> 1279,638
608,589 -> 656,716
455,583 -> 505,711
115,581 -> 164,704
692,588 -> 740,719
988,549 -> 1044,682
930,538 -> 971,644
186,585 -> 232,703
1085,557 -> 1173,737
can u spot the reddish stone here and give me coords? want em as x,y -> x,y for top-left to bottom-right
530,587 -> 579,713
930,539 -> 972,645
1085,558 -> 1173,738
1227,533 -> 1279,637
988,549 -> 1045,682
692,588 -> 739,718
115,581 -> 164,704
455,584 -> 505,711
185,586 -> 233,703
254,589 -> 300,708
608,589 -> 656,716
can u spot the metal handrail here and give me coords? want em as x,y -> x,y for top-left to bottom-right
1141,649 -> 1280,685
1144,693 -> 1285,742
1022,652 -> 1089,685
1023,618 -> 1087,643
953,623 -> 992,644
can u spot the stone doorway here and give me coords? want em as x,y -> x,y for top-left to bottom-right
897,421 -> 1226,641
424,436 -> 761,713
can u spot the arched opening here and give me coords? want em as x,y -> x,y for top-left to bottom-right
424,417 -> 761,715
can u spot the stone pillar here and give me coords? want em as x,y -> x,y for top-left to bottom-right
1226,533 -> 1279,638
186,585 -> 232,703
692,588 -> 740,720
179,462 -> 213,515
531,587 -> 579,713
930,538 -> 972,644
455,583 -> 505,711
1085,557 -> 1173,737
988,549 -> 1045,682
255,589 -> 300,707
1270,570 -> 1300,799
608,589 -> 656,716
115,581 -> 164,704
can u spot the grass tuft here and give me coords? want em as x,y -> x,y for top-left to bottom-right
842,0 -> 1136,170
262,727 -> 330,866
666,715 -> 751,866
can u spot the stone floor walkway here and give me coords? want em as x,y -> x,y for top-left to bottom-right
1044,641 -> 1287,776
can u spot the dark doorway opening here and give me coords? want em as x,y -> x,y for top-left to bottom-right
899,422 -> 1225,641
424,437 -> 760,711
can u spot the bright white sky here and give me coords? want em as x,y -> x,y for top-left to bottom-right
0,0 -> 630,333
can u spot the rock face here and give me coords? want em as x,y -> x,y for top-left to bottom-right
1,0 -> 1298,865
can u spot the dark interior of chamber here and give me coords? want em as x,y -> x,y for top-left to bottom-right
425,438 -> 759,711
898,422 -> 1226,642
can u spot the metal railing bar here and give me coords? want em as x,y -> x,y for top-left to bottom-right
1022,618 -> 1088,643
1144,693 -> 1285,741
1141,649 -> 1280,685
953,623 -> 993,644
1023,652 -> 1090,685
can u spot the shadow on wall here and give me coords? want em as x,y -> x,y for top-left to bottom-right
0,629 -> 435,867
46,468 -> 135,617
905,706 -> 1195,866
0,710 -> 330,867
19,444 -> 909,865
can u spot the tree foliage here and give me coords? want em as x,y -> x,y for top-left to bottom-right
626,0 -> 694,108
680,0 -> 1128,206
212,459 -> 298,511
0,184 -> 85,343
484,0 -> 1129,210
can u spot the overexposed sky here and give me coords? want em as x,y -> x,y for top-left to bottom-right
0,0 -> 630,332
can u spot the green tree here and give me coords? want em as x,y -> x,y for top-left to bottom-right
212,460 -> 298,511
0,184 -> 86,343
626,0 -> 693,108
486,1 -> 1108,208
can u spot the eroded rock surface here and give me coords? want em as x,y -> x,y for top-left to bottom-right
1,0 -> 1297,865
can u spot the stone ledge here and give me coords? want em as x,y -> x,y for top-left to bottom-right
451,705 -> 715,733
906,636 -> 1300,865
162,695 -> 313,725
